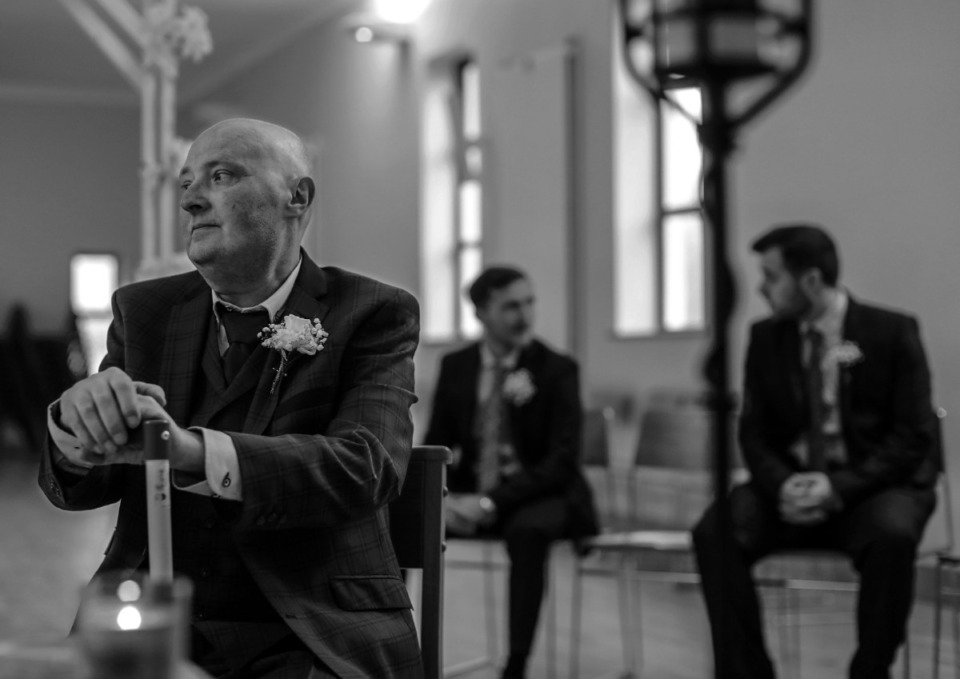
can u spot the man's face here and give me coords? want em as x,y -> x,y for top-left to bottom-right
757,247 -> 812,319
178,122 -> 294,289
476,278 -> 535,351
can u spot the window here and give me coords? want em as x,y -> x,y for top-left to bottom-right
613,12 -> 706,336
421,56 -> 483,342
70,253 -> 118,374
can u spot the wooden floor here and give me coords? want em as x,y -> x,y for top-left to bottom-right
2,449 -> 958,679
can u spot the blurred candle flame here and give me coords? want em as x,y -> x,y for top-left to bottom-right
116,605 -> 142,630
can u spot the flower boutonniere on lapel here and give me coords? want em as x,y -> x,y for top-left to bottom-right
259,315 -> 329,394
825,340 -> 864,369
503,368 -> 536,406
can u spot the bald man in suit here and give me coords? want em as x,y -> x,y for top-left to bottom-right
40,119 -> 423,678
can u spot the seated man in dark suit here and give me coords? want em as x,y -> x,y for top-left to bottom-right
40,118 -> 423,678
423,266 -> 598,679
693,224 -> 939,679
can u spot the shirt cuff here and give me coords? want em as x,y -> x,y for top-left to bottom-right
47,401 -> 94,474
178,427 -> 243,501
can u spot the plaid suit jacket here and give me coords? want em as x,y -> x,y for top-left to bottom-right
39,252 -> 424,678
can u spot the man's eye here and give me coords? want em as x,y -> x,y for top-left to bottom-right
180,181 -> 191,191
212,170 -> 232,182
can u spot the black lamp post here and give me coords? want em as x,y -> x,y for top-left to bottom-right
619,0 -> 813,675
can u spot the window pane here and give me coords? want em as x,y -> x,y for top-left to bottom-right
78,316 -> 112,376
421,81 -> 458,341
613,21 -> 657,336
459,246 -> 483,339
662,212 -> 705,331
459,180 -> 482,244
662,87 -> 702,211
464,143 -> 483,177
461,61 -> 481,139
70,254 -> 118,314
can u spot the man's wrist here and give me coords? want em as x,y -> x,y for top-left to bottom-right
479,496 -> 497,521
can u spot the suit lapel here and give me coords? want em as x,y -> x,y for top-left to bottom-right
243,254 -> 331,435
161,292 -> 213,427
838,295 -> 863,419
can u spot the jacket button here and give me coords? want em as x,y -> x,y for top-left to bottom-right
200,567 -> 211,578
204,518 -> 216,529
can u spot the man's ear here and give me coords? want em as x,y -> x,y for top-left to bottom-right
288,177 -> 315,215
799,267 -> 822,294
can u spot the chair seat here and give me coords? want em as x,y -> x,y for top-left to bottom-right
582,529 -> 692,552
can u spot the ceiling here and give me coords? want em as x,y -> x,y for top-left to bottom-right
0,0 -> 359,106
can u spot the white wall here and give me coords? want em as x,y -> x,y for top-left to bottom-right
0,102 -> 140,334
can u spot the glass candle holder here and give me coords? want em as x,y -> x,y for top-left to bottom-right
76,572 -> 192,679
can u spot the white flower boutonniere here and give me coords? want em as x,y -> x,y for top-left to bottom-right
259,315 -> 329,394
825,340 -> 864,368
503,368 -> 536,406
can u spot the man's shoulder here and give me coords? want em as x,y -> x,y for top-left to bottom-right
316,265 -> 417,310
116,270 -> 208,306
523,338 -> 579,373
848,297 -> 919,328
438,342 -> 480,364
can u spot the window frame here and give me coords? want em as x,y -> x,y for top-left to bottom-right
612,54 -> 708,339
420,53 -> 484,345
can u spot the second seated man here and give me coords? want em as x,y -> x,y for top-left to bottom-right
424,265 -> 599,679
693,223 -> 939,679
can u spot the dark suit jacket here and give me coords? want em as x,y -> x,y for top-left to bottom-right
39,252 -> 424,678
423,339 -> 598,538
739,295 -> 938,508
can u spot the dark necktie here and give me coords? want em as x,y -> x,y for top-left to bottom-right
219,306 -> 270,383
477,362 -> 509,493
804,328 -> 827,471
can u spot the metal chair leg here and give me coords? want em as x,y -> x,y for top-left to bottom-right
484,543 -> 500,665
934,560 -> 944,679
902,627 -> 910,679
616,554 -> 639,677
569,557 -> 584,679
544,549 -> 557,679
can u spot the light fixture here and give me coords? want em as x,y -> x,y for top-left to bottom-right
619,3 -> 813,674
372,0 -> 432,24
341,11 -> 412,45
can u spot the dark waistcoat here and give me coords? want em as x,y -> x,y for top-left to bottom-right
165,326 -> 294,671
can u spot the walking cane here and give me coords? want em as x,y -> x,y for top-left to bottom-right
143,419 -> 173,583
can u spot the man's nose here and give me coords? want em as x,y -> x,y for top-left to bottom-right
180,183 -> 208,214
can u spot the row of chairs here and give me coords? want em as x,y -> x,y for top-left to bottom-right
399,399 -> 958,679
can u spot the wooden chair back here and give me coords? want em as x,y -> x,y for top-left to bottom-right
389,445 -> 451,679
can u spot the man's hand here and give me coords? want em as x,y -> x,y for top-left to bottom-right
58,369 -> 204,473
778,472 -> 839,526
59,368 -> 167,455
445,494 -> 498,535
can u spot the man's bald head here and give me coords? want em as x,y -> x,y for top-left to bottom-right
200,118 -> 312,179
179,118 -> 316,307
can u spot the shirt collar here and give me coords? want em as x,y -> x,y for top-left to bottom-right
801,287 -> 848,337
480,341 -> 521,370
211,257 -> 303,325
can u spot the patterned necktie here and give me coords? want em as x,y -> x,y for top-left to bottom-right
804,328 -> 827,471
477,361 -> 509,493
219,306 -> 270,383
